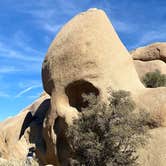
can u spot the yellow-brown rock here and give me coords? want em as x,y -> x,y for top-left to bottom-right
0,92 -> 50,161
41,9 -> 144,165
42,8 -> 144,125
0,9 -> 166,166
131,42 -> 166,63
138,127 -> 166,166
133,60 -> 166,78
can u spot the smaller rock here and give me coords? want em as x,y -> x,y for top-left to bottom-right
133,60 -> 166,78
131,42 -> 166,63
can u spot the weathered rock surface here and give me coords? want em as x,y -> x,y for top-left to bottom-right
43,9 -> 143,97
133,87 -> 166,126
0,9 -> 166,166
133,60 -> 166,78
42,8 -> 144,165
131,43 -> 166,80
138,127 -> 166,166
0,92 -> 50,161
131,42 -> 166,63
131,43 -> 166,165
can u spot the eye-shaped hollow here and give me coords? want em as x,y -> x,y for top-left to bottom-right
65,80 -> 99,111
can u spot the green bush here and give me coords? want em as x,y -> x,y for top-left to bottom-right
142,70 -> 166,88
66,91 -> 150,166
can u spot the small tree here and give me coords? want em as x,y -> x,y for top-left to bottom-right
142,70 -> 166,88
66,91 -> 150,166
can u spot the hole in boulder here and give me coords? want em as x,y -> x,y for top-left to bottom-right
65,80 -> 99,111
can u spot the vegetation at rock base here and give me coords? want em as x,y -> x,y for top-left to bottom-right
0,158 -> 39,166
142,70 -> 166,88
66,90 -> 151,166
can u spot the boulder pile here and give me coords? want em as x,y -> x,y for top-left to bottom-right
0,9 -> 166,166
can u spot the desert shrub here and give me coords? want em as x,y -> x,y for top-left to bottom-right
142,70 -> 166,88
66,91 -> 150,166
138,110 -> 163,129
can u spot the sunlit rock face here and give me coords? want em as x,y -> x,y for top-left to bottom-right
131,42 -> 166,63
42,7 -> 145,126
0,92 -> 50,161
131,42 -> 166,166
131,42 -> 166,131
41,8 -> 144,165
133,60 -> 166,78
131,42 -> 166,79
0,9 -> 166,166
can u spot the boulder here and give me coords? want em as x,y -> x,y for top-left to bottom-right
0,92 -> 50,161
41,9 -> 166,165
0,9 -> 166,166
131,42 -> 166,63
133,60 -> 166,78
43,9 -> 143,98
42,8 -> 143,165
138,127 -> 166,166
133,87 -> 166,126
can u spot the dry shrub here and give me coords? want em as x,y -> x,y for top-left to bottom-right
0,158 -> 39,166
66,91 -> 150,166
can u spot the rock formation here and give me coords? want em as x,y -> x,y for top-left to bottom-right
42,7 -> 144,129
41,8 -> 144,165
131,42 -> 166,63
0,92 -> 50,161
138,127 -> 166,166
131,43 -> 166,80
130,43 -> 166,166
0,9 -> 166,166
133,60 -> 166,78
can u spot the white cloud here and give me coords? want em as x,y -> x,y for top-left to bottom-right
138,30 -> 166,45
112,20 -> 136,33
18,1 -> 77,34
27,92 -> 42,99
0,66 -> 21,73
15,84 -> 42,98
0,91 -> 10,98
130,27 -> 166,49
13,31 -> 43,55
0,41 -> 42,62
20,8 -> 62,33
18,80 -> 42,89
25,9 -> 56,19
42,23 -> 62,33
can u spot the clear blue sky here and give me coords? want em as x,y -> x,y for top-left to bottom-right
0,0 -> 166,121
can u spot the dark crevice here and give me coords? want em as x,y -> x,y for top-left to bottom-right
65,80 -> 99,111
54,117 -> 70,166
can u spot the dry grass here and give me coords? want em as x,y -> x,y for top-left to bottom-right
0,158 -> 39,166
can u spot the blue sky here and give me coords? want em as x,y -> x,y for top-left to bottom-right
0,0 -> 166,121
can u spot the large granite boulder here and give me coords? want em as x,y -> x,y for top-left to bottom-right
138,127 -> 166,166
132,43 -> 166,80
131,43 -> 166,165
134,60 -> 166,78
41,8 -> 144,165
0,9 -> 166,166
131,42 -> 166,63
0,92 -> 50,162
